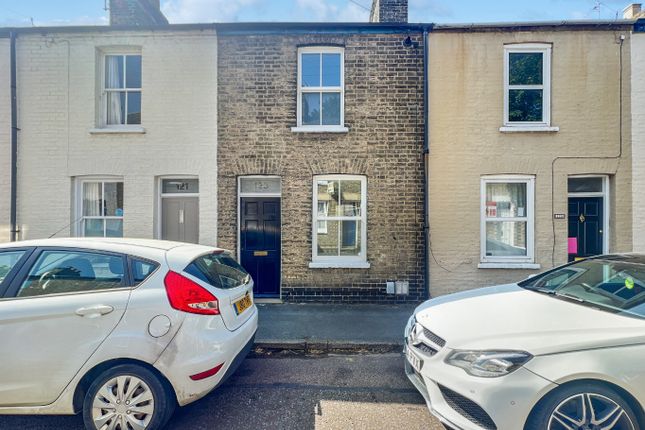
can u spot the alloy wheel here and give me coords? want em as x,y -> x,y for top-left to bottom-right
548,392 -> 636,430
91,375 -> 155,430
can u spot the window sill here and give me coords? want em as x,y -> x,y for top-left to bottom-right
89,126 -> 146,135
309,261 -> 371,269
291,126 -> 349,133
499,126 -> 559,133
478,262 -> 541,270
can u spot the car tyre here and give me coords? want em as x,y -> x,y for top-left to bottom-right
525,382 -> 640,430
82,364 -> 175,430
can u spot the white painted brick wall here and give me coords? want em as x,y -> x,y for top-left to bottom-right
632,34 -> 645,252
13,30 -> 218,245
0,39 -> 10,243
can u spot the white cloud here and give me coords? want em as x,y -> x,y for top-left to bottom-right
0,15 -> 108,27
162,0 -> 262,23
294,0 -> 369,22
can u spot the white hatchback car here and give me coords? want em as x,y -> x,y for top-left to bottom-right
0,237 -> 257,430
405,255 -> 645,430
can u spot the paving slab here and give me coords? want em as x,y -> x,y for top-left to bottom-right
255,303 -> 418,352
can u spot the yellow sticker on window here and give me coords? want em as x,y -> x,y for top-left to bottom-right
626,277 -> 635,290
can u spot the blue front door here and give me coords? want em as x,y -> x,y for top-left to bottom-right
240,197 -> 281,298
568,197 -> 603,262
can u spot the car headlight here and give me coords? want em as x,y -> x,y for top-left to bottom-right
445,350 -> 533,378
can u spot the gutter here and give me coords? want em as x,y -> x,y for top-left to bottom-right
9,31 -> 18,241
422,28 -> 430,299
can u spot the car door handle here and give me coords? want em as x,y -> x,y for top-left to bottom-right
75,305 -> 114,318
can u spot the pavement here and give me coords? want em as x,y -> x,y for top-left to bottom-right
254,302 -> 419,353
0,354 -> 442,430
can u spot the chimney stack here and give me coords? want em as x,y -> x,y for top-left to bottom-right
370,0 -> 408,23
623,3 -> 643,19
109,0 -> 168,26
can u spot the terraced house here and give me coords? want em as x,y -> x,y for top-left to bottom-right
0,0 -> 429,303
427,17 -> 636,295
3,0 -> 645,303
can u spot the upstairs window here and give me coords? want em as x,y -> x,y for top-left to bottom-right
103,54 -> 142,127
504,44 -> 551,128
295,47 -> 346,132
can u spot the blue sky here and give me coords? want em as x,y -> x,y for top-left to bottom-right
0,0 -> 634,27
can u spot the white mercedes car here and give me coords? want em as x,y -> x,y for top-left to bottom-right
0,238 -> 257,430
405,255 -> 645,430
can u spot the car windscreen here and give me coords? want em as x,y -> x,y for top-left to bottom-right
184,252 -> 251,290
519,257 -> 645,319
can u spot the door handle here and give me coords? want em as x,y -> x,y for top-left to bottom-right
75,305 -> 114,319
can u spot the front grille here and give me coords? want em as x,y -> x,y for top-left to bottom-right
414,342 -> 439,356
423,327 -> 446,348
439,385 -> 497,430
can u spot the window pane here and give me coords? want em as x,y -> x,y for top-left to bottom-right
301,53 -> 320,87
185,253 -> 251,290
126,91 -> 141,125
302,93 -> 321,125
485,182 -> 527,218
105,55 -> 124,89
340,220 -> 361,256
17,251 -> 125,297
322,92 -> 341,126
162,178 -> 200,194
317,220 -> 339,256
568,177 -> 603,193
132,259 -> 159,285
106,91 -> 126,125
103,182 -> 124,217
508,89 -> 543,122
106,219 -> 123,238
83,182 -> 102,216
84,219 -> 104,237
322,53 -> 341,87
0,251 -> 25,284
239,178 -> 280,194
509,52 -> 543,85
339,180 -> 362,216
125,55 -> 141,89
486,221 -> 528,257
317,180 -> 339,216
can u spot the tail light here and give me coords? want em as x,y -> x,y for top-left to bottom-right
164,271 -> 220,315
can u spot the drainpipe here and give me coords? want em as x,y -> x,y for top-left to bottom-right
422,27 -> 430,298
9,31 -> 18,242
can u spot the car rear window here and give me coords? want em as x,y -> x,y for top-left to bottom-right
185,252 -> 251,290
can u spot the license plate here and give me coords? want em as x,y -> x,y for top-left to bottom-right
233,293 -> 253,315
406,347 -> 423,373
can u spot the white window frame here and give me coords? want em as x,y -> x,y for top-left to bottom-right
501,43 -> 558,132
479,175 -> 537,268
310,175 -> 369,268
96,48 -> 144,132
292,46 -> 348,133
74,177 -> 124,238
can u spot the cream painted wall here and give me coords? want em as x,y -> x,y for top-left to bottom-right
13,30 -> 218,245
0,38 -> 10,243
632,33 -> 645,252
428,29 -> 633,297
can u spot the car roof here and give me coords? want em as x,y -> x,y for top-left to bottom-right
0,237 -> 225,261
